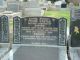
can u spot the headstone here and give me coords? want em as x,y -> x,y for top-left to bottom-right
71,19 -> 80,47
24,8 -> 43,17
61,3 -> 67,8
0,15 -> 9,43
61,0 -> 67,8
70,6 -> 80,47
7,2 -> 20,12
13,16 -> 67,46
23,0 -> 43,17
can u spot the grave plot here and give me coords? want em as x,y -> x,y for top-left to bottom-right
13,46 -> 59,60
0,15 -> 9,43
6,45 -> 66,60
2,16 -> 67,60
13,16 -> 67,46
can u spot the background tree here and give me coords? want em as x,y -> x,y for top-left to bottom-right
69,0 -> 79,6
65,0 -> 69,4
47,0 -> 69,3
23,0 -> 27,2
47,0 -> 59,3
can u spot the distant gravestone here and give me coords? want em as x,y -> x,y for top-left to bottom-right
69,3 -> 74,21
13,16 -> 67,46
74,9 -> 80,19
61,1 -> 67,8
0,15 -> 9,43
70,6 -> 80,47
23,0 -> 43,17
7,2 -> 20,12
26,0 -> 40,8
0,0 -> 4,6
24,8 -> 43,17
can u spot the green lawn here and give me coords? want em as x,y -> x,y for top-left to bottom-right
44,10 -> 70,26
44,10 -> 70,20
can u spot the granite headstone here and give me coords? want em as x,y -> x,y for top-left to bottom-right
70,7 -> 80,47
13,17 -> 67,46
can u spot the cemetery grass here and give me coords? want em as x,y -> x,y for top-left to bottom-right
44,10 -> 70,26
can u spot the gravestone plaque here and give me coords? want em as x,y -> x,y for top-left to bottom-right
13,17 -> 67,46
0,15 -> 9,43
20,17 -> 59,45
